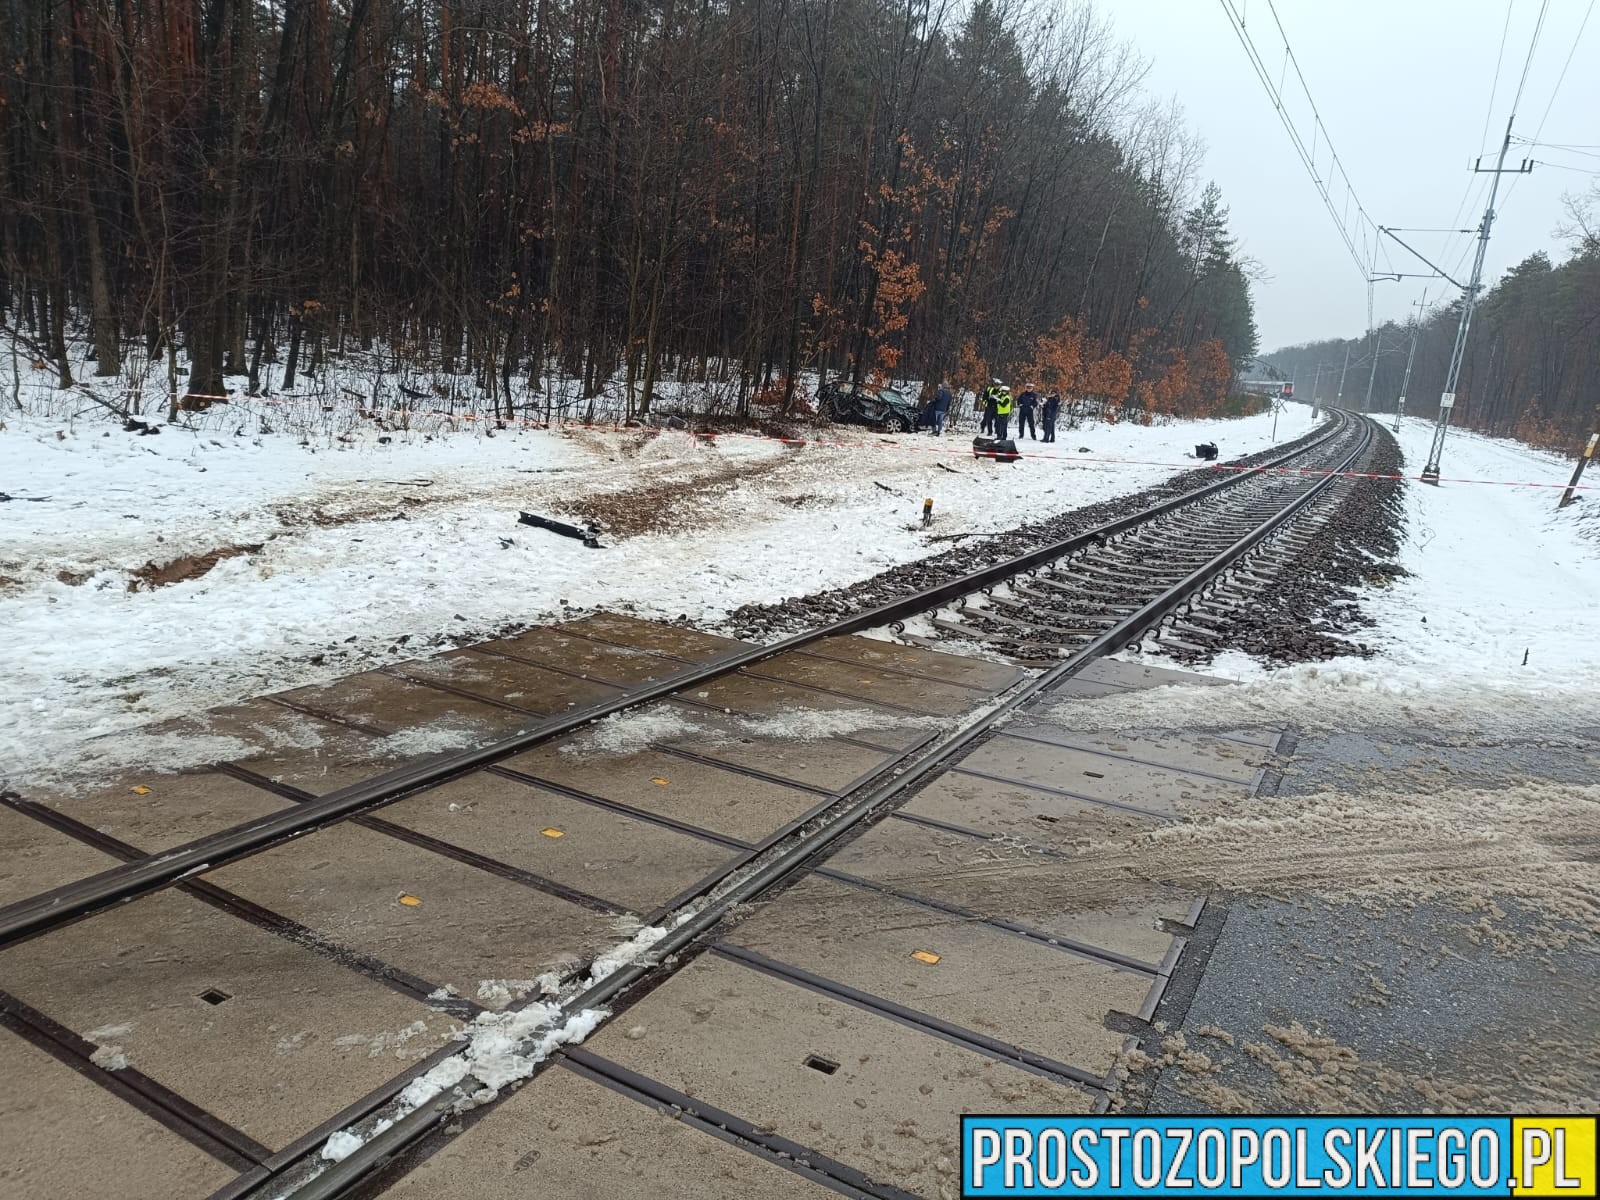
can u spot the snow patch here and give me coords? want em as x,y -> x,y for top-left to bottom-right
558,701 -> 935,759
371,718 -> 497,760
89,1044 -> 129,1071
474,979 -> 546,1009
332,1020 -> 431,1060
561,707 -> 699,756
1,402 -> 1321,782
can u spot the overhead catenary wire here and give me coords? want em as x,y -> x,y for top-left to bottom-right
1528,0 -> 1596,144
1509,0 -> 1552,116
1517,140 -> 1600,160
1532,160 -> 1600,176
1216,0 -> 1383,284
1499,0 -> 1592,214
1477,0 -> 1516,156
1501,0 -> 1598,209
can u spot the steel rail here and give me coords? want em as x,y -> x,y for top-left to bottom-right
0,412 -> 1353,951
249,412 -> 1374,1200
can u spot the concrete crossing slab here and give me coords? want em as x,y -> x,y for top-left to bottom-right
559,612 -> 748,660
824,819 -> 1195,969
390,651 -> 622,715
272,670 -> 533,738
584,954 -> 1092,1199
0,805 -> 120,906
678,674 -> 934,750
656,722 -> 899,794
1001,725 -> 1272,784
375,1061 -> 844,1200
0,890 -> 451,1152
726,875 -> 1152,1077
39,771 -> 294,852
959,735 -> 1250,813
204,820 -> 617,1001
0,1028 -> 235,1200
747,652 -> 993,717
806,635 -> 1027,692
472,625 -> 694,684
379,772 -> 738,914
499,743 -> 822,846
899,768 -> 1171,838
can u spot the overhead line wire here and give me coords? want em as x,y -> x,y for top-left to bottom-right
1478,0 -> 1515,156
1217,0 -> 1379,283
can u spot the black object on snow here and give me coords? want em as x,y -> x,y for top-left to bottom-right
1195,442 -> 1219,460
972,436 -> 1020,463
124,418 -> 161,435
518,511 -> 603,548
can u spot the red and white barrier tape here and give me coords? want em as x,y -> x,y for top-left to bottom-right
126,389 -> 1598,493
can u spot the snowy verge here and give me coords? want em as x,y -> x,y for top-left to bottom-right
1122,414 -> 1600,693
1,404 -> 1316,781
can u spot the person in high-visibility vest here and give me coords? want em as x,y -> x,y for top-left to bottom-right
992,384 -> 1014,441
980,380 -> 1001,435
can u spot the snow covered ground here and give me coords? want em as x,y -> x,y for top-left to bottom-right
0,402 -> 1317,782
1146,413 -> 1600,734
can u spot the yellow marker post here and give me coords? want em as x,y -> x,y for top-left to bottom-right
911,950 -> 941,965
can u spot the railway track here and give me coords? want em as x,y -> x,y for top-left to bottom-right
1,409 -> 1382,1200
919,411 -> 1373,662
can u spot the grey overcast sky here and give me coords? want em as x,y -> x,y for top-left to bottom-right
1109,0 -> 1600,352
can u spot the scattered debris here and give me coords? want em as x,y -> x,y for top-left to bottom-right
518,511 -> 603,549
972,436 -> 1020,463
1194,442 -> 1219,460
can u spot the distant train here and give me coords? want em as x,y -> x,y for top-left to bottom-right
1239,379 -> 1294,399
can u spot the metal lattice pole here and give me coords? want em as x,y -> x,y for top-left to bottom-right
1421,116 -> 1531,485
1394,291 -> 1426,433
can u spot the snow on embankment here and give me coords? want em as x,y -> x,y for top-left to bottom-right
1,404 -> 1315,781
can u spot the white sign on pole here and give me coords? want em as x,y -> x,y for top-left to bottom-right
1439,392 -> 1456,409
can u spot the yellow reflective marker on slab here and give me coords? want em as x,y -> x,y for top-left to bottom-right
131,786 -> 151,795
650,777 -> 670,786
398,894 -> 422,907
541,828 -> 565,838
911,950 -> 941,965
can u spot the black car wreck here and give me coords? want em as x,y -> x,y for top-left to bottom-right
814,380 -> 922,433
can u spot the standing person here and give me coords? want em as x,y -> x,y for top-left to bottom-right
1042,391 -> 1061,443
1015,386 -> 1038,440
931,382 -> 953,435
993,384 -> 1013,441
980,379 -> 1000,435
